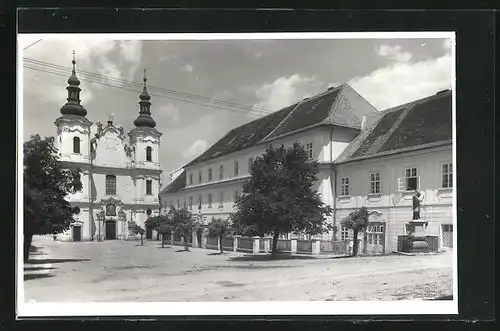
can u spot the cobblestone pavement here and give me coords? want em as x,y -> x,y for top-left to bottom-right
24,236 -> 453,302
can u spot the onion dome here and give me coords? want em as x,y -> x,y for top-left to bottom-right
60,51 -> 87,117
133,69 -> 156,128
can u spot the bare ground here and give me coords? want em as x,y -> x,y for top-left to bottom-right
24,236 -> 453,302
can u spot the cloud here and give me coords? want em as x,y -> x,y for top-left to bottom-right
180,64 -> 194,73
348,53 -> 453,110
157,103 -> 180,122
183,140 -> 208,159
376,44 -> 412,62
22,38 -> 143,106
254,74 -> 323,111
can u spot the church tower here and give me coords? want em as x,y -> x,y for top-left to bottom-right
55,51 -> 93,164
128,69 -> 162,227
54,52 -> 93,242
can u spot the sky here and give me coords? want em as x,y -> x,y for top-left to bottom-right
20,35 -> 453,185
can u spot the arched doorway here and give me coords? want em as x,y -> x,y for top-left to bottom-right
106,220 -> 117,240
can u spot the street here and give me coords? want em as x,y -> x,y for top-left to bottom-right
24,236 -> 453,302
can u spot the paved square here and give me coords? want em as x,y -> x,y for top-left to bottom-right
24,236 -> 453,302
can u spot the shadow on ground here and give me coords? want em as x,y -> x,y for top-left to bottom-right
206,252 -> 224,256
229,254 -> 316,261
24,266 -> 57,272
26,258 -> 91,265
24,274 -> 55,281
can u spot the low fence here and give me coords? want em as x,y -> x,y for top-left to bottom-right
397,235 -> 439,253
164,234 -> 352,256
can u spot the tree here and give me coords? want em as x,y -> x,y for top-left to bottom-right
208,217 -> 233,254
169,207 -> 194,251
146,215 -> 174,248
129,222 -> 145,245
23,135 -> 82,262
232,143 -> 333,257
340,206 -> 369,257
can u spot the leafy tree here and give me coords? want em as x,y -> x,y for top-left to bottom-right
23,135 -> 82,262
340,206 -> 369,257
146,215 -> 174,248
129,221 -> 145,245
208,217 -> 233,253
169,207 -> 194,251
232,143 -> 333,256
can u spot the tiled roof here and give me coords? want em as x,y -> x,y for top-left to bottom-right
160,169 -> 186,194
184,84 -> 376,167
337,90 -> 452,163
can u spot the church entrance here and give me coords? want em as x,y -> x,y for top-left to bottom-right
105,220 -> 117,240
73,226 -> 82,242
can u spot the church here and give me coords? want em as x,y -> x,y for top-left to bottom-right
160,84 -> 454,254
55,55 -> 162,241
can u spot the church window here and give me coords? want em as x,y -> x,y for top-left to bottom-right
146,180 -> 152,195
442,163 -> 453,188
146,146 -> 152,162
73,137 -> 81,154
105,175 -> 116,196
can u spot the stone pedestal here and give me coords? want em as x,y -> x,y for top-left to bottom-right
252,236 -> 260,254
290,239 -> 297,254
233,235 -> 240,253
263,237 -> 271,253
312,237 -> 321,255
405,220 -> 429,252
192,230 -> 198,248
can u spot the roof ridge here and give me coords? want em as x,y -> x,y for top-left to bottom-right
323,84 -> 347,125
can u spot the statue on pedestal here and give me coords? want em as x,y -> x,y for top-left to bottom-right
412,192 -> 423,220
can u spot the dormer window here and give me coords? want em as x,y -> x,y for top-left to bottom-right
73,137 -> 80,154
146,146 -> 152,162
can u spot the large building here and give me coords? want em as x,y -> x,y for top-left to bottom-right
160,84 -> 453,253
55,56 -> 162,241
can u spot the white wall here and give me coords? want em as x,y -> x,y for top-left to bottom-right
334,145 -> 453,251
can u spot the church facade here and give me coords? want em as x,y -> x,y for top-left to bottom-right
55,56 -> 162,241
160,85 -> 453,253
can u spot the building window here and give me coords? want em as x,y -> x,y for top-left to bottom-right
177,199 -> 180,209
208,168 -> 213,181
208,193 -> 213,208
105,175 -> 116,196
370,172 -> 381,194
146,179 -> 152,195
306,142 -> 313,160
398,168 -> 420,191
340,225 -> 350,241
442,163 -> 453,188
198,194 -> 202,209
234,161 -> 239,176
340,177 -> 350,196
146,146 -> 152,162
73,136 -> 80,154
218,191 -> 224,208
198,170 -> 202,184
219,165 -> 224,180
248,157 -> 254,172
189,173 -> 193,185
189,196 -> 193,210
234,189 -> 240,202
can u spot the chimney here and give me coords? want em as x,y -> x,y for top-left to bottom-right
361,115 -> 367,130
